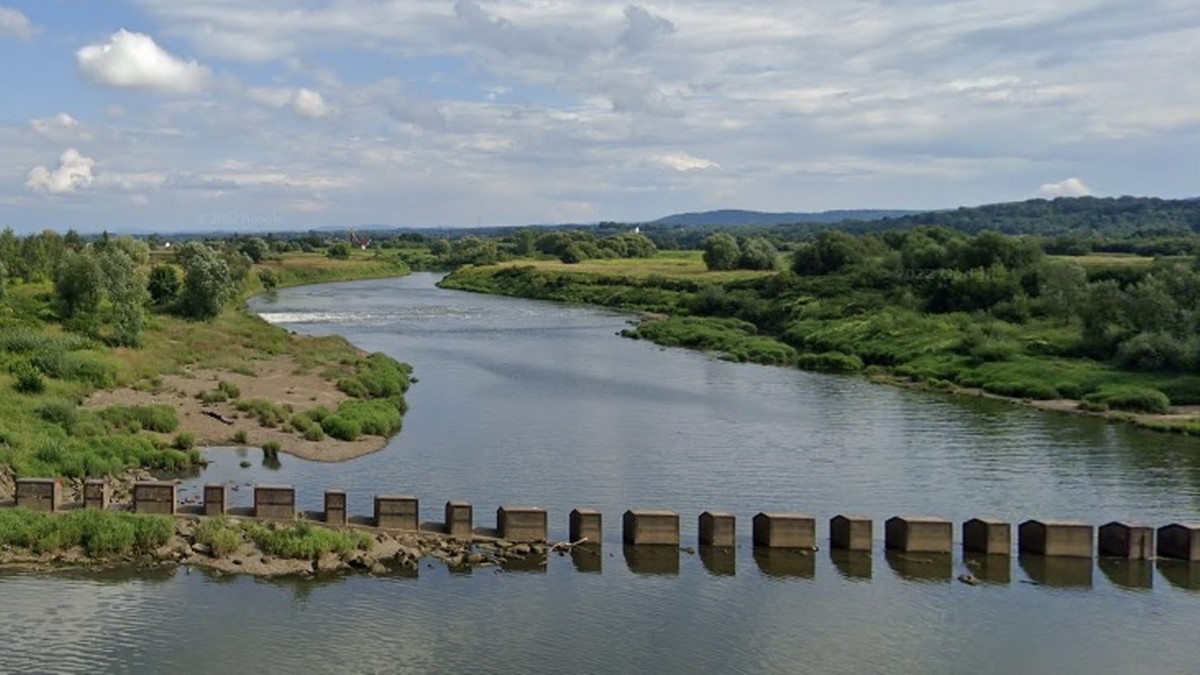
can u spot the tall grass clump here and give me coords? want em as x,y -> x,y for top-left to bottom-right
1083,385 -> 1171,413
194,517 -> 244,557
243,521 -> 373,559
96,405 -> 180,433
0,509 -> 172,556
321,399 -> 403,440
336,353 -> 412,399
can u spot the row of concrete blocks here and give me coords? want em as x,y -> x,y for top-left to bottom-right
10,480 -> 1200,560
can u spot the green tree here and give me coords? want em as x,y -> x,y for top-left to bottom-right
239,237 -> 271,263
98,247 -> 149,347
738,237 -> 779,270
327,241 -> 352,259
259,268 -> 280,291
1035,260 -> 1087,323
177,242 -> 233,320
148,264 -> 182,306
702,233 -> 741,271
54,250 -> 103,321
791,231 -> 866,275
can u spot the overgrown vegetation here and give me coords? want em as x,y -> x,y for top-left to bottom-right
0,508 -> 173,556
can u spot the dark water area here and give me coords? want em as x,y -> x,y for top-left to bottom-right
3,272 -> 1200,674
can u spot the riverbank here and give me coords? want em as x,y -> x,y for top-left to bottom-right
0,507 -> 563,578
440,259 -> 1200,436
0,250 -> 414,482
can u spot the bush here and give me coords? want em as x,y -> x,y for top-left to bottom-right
321,415 -> 361,441
12,361 -> 45,394
198,389 -> 228,404
0,509 -> 172,557
194,518 -> 243,558
243,521 -> 372,559
302,426 -> 325,442
796,351 -> 864,373
232,429 -> 248,444
36,400 -> 79,431
217,380 -> 241,399
336,353 -> 412,400
97,405 -> 180,433
234,399 -> 288,427
172,432 -> 196,450
1083,386 -> 1171,414
262,440 -> 281,460
31,350 -> 117,387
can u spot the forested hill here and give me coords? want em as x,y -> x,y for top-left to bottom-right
869,197 -> 1200,237
647,209 -> 920,227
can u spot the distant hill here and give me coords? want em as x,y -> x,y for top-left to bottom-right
647,209 -> 922,227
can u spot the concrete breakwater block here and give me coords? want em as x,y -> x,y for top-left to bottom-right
885,516 -> 952,553
752,513 -> 815,549
84,479 -> 110,510
963,518 -> 1011,555
134,482 -> 177,515
254,485 -> 295,520
445,501 -> 473,537
1018,520 -> 1093,557
623,510 -> 680,546
570,509 -> 602,544
497,506 -> 548,543
15,478 -> 60,512
375,495 -> 418,530
1157,523 -> 1200,561
1098,521 -> 1154,559
203,484 -> 227,517
830,515 -> 873,551
324,490 -> 347,525
699,511 -> 736,547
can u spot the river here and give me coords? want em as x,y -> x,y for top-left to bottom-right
3,272 -> 1199,674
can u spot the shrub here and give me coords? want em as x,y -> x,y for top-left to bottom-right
12,361 -> 45,394
232,429 -> 248,444
234,399 -> 288,428
796,351 -> 864,374
97,405 -> 180,433
217,380 -> 241,399
321,415 -> 361,441
243,521 -> 372,559
198,389 -> 228,404
302,426 -> 325,442
31,350 -> 117,387
172,432 -> 196,450
262,440 -> 281,460
194,518 -> 243,558
1083,386 -> 1171,414
36,400 -> 79,431
304,406 -> 332,423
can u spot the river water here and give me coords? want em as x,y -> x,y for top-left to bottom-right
3,272 -> 1200,674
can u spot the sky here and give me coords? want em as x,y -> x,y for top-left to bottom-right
0,1 -> 1198,233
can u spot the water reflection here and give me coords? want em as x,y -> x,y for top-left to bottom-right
962,553 -> 1012,585
1156,560 -> 1200,591
752,548 -> 815,579
829,549 -> 872,581
570,546 -> 603,574
1018,555 -> 1093,589
884,551 -> 953,584
623,545 -> 680,576
699,547 -> 736,577
1097,558 -> 1154,591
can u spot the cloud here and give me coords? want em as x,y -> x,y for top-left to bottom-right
26,149 -> 96,195
1039,177 -> 1092,197
0,7 -> 34,40
652,152 -> 719,172
620,6 -> 675,51
247,87 -> 332,119
30,113 -> 79,136
76,30 -> 209,94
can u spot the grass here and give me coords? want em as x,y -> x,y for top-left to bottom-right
0,508 -> 173,557
243,520 -> 374,559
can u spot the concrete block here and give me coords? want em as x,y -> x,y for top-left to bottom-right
752,512 -> 815,549
203,484 -> 227,517
830,515 -> 872,551
622,510 -> 679,546
1157,523 -> 1200,561
699,512 -> 735,547
1098,521 -> 1154,559
445,501 -> 473,537
963,518 -> 1011,555
254,485 -> 295,520
497,506 -> 547,543
375,494 -> 418,530
569,509 -> 602,544
885,516 -> 952,553
1018,519 -> 1093,557
15,479 -> 60,512
133,482 -> 177,515
324,490 -> 347,526
83,480 -> 110,510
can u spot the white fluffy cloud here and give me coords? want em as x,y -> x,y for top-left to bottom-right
247,87 -> 332,119
653,152 -> 719,172
26,149 -> 96,195
76,30 -> 209,94
1039,177 -> 1093,198
0,7 -> 33,40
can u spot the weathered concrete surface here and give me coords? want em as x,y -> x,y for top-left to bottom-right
963,518 -> 1011,555
497,506 -> 547,543
698,511 -> 735,547
1157,523 -> 1200,561
830,515 -> 872,551
622,510 -> 679,546
885,516 -> 952,553
570,508 -> 602,544
375,495 -> 418,530
203,484 -> 227,517
133,482 -> 177,515
325,490 -> 347,526
83,480 -> 110,510
254,485 -> 295,520
1098,521 -> 1154,559
445,501 -> 473,537
752,512 -> 815,549
15,479 -> 60,512
1018,520 -> 1093,557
